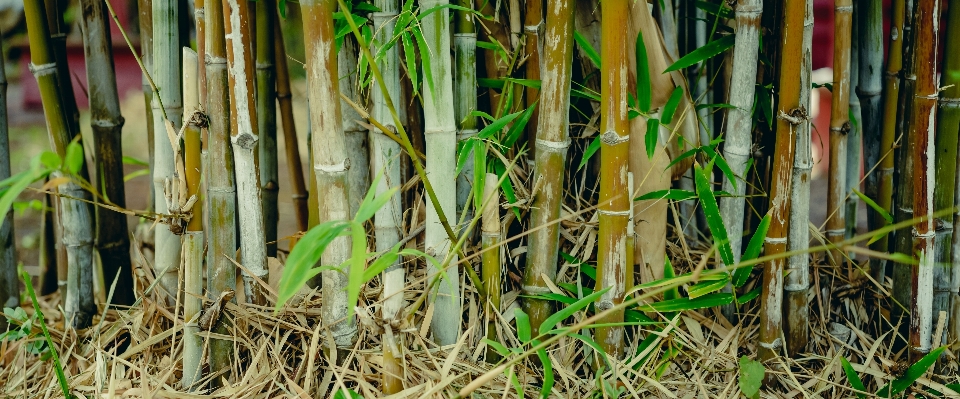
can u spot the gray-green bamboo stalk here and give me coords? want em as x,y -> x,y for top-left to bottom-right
454,0 -> 477,225
938,0 -> 960,349
858,0 -> 884,284
846,7 -> 861,248
138,0 -> 155,213
181,48 -> 204,390
0,36 -> 16,325
256,0 -> 279,257
340,37 -> 370,217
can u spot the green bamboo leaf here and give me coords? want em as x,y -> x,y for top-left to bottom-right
876,346 -> 945,398
473,139 -> 487,211
574,31 -> 601,68
645,118 -> 660,159
756,85 -> 773,130
665,34 -> 736,72
276,221 -> 352,311
483,338 -> 511,357
636,30 -> 651,113
635,189 -> 697,202
362,243 -> 403,283
332,388 -> 363,399
660,87 -> 684,124
571,87 -> 600,101
455,139 -> 471,177
122,155 -> 149,166
738,357 -> 764,399
945,384 -> 960,396
695,163 -> 735,267
663,256 -> 679,301
688,275 -> 731,298
354,3 -> 381,12
506,78 -> 541,89
888,252 -> 918,265
578,136 -> 601,171
477,77 -> 505,89
570,333 -> 608,360
477,110 -> 523,140
539,287 -> 609,335
347,222 -> 367,318
515,308 -> 532,343
701,146 -> 738,191
40,151 -> 60,170
469,110 -> 496,122
852,189 -> 892,223
696,102 -> 737,111
734,215 -> 771,287
278,0 -> 287,18
401,32 -> 419,96
695,1 -> 734,18
411,27 -> 434,96
355,172 -> 399,223
840,357 -> 867,399
529,292 -> 578,305
536,343 -> 554,398
503,101 -> 538,148
64,141 -> 84,175
492,160 -> 520,219
637,293 -> 733,312
0,163 -> 46,227
666,147 -> 701,171
736,286 -> 761,304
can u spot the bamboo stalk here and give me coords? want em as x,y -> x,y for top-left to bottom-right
482,173 -> 502,362
38,193 -> 58,296
256,0 -> 279,257
718,0 -> 762,321
759,0 -> 805,364
79,0 -> 135,307
595,0 -> 630,358
523,0 -> 541,164
784,0 -> 814,357
455,0 -> 477,226
908,0 -> 940,360
273,13 -> 309,235
522,0 -> 574,335
181,48 -> 204,390
302,0 -> 357,348
138,0 -> 156,213
25,0 -> 97,330
421,0 -> 461,346
223,0 -> 269,306
0,35 -> 16,323
859,0 -> 885,284
845,6 -> 861,249
944,0 -> 960,352
372,0 -> 405,392
204,0 -> 237,381
826,0 -> 852,275
45,0 -> 79,136
474,0 -> 511,114
340,37 -> 371,218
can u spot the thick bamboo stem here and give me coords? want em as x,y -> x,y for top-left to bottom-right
302,0 -> 357,348
522,0 -> 574,336
759,0 -> 806,364
523,0 -> 542,163
273,14 -> 309,235
0,36 -> 16,324
943,0 -> 960,352
859,0 -> 886,284
422,0 -> 461,346
256,0 -> 279,257
204,0 -> 236,381
595,0 -> 630,358
718,0 -> 762,321
826,0 -> 852,274
79,0 -> 135,306
454,0 -> 477,225
784,0 -> 814,357
481,173 -> 501,361
181,48 -> 204,390
908,0 -> 940,360
340,38 -> 370,218
223,0 -> 269,306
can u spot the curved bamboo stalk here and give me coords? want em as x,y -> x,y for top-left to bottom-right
522,0 -> 574,337
718,0 -> 762,321
455,0 -> 477,226
859,0 -> 885,284
273,13 -> 309,235
759,0 -> 805,364
256,0 -> 279,258
944,0 -> 960,352
596,0 -> 630,358
0,36 -> 16,324
784,0 -> 814,356
223,0 -> 269,306
181,48 -> 204,390
826,0 -> 852,274
907,0 -> 940,360
79,0 -> 135,306
302,0 -> 357,348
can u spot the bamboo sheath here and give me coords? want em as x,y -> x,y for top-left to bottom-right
944,0 -> 960,351
181,48 -> 204,390
454,0 -> 477,226
256,0 -> 279,258
858,0 -> 885,284
826,0 -> 852,273
0,36 -> 16,324
272,13 -> 309,235
522,0 -> 574,335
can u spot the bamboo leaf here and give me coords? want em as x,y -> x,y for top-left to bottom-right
852,189 -> 892,223
734,215 -> 771,287
506,78 -> 541,89
634,189 -> 697,202
840,357 -> 867,399
483,338 -> 511,357
660,87 -> 683,124
637,293 -> 733,312
536,343 -> 554,398
362,243 -> 403,283
355,173 -> 399,224
515,308 -> 532,343
695,1 -> 734,18
276,221 -> 352,311
473,139 -> 487,211
347,223 -> 367,318
635,30 -> 651,113
688,275 -> 730,298
401,32 -> 419,96
737,286 -> 761,304
492,160 -> 520,219
645,118 -> 660,159
665,34 -> 736,72
411,27 -> 434,96
539,287 -> 609,335
477,77 -> 505,89
578,136 -> 601,170
663,256 -> 679,301
696,102 -> 737,111
332,388 -> 363,399
571,87 -> 600,102
122,155 -> 149,166
738,356 -> 764,399
477,110 -> 523,140
570,333 -> 608,360
455,140 -> 471,177
64,141 -> 84,175
503,102 -> 538,148
701,146 -> 738,191
695,163 -> 735,267
875,346 -> 945,398
574,31 -> 601,68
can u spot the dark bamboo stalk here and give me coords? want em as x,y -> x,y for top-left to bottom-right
256,0 -> 279,257
0,35 -> 17,327
138,0 -> 155,212
826,0 -> 852,274
858,0 -> 885,284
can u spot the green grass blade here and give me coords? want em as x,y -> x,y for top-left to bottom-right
876,346 -> 946,398
840,357 -> 867,399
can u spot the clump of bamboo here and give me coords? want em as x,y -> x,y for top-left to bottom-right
256,0 -> 279,257
302,0 -> 357,349
0,36 -> 16,322
595,0 -> 630,358
422,0 -> 462,346
181,48 -> 205,390
223,0 -> 269,306
826,0 -> 852,274
943,0 -> 960,350
907,0 -> 940,360
481,173 -> 502,361
454,0 -> 477,222
204,0 -> 237,381
78,0 -> 135,306
718,0 -> 761,321
759,0 -> 806,363
859,0 -> 886,284
24,0 -> 96,329
784,0 -> 814,356
273,13 -> 309,235
522,0 -> 574,335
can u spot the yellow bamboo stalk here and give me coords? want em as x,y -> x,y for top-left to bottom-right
827,0 -> 852,275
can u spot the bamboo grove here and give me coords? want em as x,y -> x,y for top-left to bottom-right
1,0 -> 960,396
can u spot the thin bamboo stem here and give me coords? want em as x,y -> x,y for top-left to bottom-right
273,13 -> 309,235
79,0 -> 135,306
759,0 -> 806,364
138,0 -> 155,212
845,6 -> 861,248
181,48 -> 204,390
474,0 -> 511,114
454,0 -> 477,226
523,0 -> 541,164
481,173 -> 501,362
522,0 -> 574,335
826,0 -> 852,274
0,35 -> 16,323
907,0 -> 940,360
859,0 -> 885,284
943,0 -> 960,352
256,0 -> 279,257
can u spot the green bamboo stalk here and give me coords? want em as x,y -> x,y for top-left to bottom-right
302,0 -> 357,348
595,0 -> 630,358
422,0 -> 461,346
858,0 -> 885,284
0,35 -> 17,326
482,172 -> 501,361
273,13 -> 309,235
907,0 -> 939,360
181,48 -> 205,390
521,0 -> 574,335
25,0 -> 97,330
138,0 -> 156,213
759,0 -> 806,364
827,0 -> 852,275
79,0 -> 135,307
454,0 -> 477,225
718,0 -> 762,321
944,0 -> 960,352
204,0 -> 237,381
783,0 -> 813,357
845,6 -> 861,248
256,0 -> 279,257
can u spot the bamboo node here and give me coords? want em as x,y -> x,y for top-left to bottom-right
232,133 -> 259,150
535,138 -> 571,152
256,62 -> 275,70
600,131 -> 629,145
764,236 -> 787,244
777,108 -> 808,125
784,282 -> 809,292
834,5 -> 853,12
939,97 -> 960,108
28,62 -> 58,77
521,285 -> 552,295
758,338 -> 782,349
316,159 -> 350,173
597,209 -> 631,216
